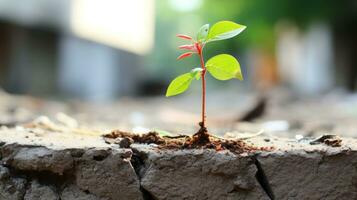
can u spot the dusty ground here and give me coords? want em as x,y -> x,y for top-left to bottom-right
1,88 -> 357,138
0,120 -> 356,200
0,89 -> 357,199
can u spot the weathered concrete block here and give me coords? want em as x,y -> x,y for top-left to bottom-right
75,148 -> 143,200
60,184 -> 100,200
24,180 -> 58,200
1,144 -> 73,175
0,127 -> 357,200
0,128 -> 143,200
245,136 -> 357,200
256,151 -> 357,200
135,145 -> 268,200
0,165 -> 27,200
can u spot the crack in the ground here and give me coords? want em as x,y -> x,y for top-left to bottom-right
21,177 -> 31,200
253,156 -> 275,200
130,147 -> 155,200
129,146 -> 277,200
1,141 -> 277,200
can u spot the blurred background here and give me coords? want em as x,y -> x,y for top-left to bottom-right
0,0 -> 357,137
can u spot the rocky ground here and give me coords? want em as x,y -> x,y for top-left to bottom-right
1,88 -> 357,138
0,117 -> 356,200
0,90 -> 357,199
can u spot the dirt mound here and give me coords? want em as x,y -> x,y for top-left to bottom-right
103,130 -> 273,154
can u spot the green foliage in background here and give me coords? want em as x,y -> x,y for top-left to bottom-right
146,0 -> 357,83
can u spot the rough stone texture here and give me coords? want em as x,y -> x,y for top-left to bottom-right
0,128 -> 143,200
135,137 -> 357,200
0,126 -> 357,200
256,151 -> 357,199
75,149 -> 142,200
60,184 -> 100,200
246,136 -> 357,200
24,180 -> 58,200
1,145 -> 73,175
0,165 -> 27,200
139,148 -> 267,200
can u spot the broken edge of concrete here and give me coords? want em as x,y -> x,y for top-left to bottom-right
0,128 -> 356,200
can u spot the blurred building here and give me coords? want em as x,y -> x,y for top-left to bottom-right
0,0 -> 356,101
276,22 -> 334,94
0,0 -> 155,101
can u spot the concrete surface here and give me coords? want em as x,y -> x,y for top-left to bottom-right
0,123 -> 356,200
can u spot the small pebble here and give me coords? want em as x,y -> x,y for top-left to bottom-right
119,137 -> 134,148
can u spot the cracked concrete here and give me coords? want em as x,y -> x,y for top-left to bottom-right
132,144 -> 267,200
0,127 -> 356,200
255,151 -> 357,199
0,127 -> 143,200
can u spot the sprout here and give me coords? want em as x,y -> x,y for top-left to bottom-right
166,21 -> 246,143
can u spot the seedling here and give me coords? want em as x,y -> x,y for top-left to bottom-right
166,21 -> 246,144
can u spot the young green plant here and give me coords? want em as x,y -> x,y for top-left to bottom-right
166,21 -> 246,142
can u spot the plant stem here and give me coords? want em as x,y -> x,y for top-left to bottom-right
198,44 -> 206,128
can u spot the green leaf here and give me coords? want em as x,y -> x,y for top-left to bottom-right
153,128 -> 174,137
166,73 -> 194,97
235,71 -> 244,81
206,54 -> 243,81
190,68 -> 203,80
197,24 -> 209,42
207,21 -> 246,42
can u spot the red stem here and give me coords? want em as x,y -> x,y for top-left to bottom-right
197,43 -> 206,128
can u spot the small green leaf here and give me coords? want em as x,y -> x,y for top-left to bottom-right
197,24 -> 209,42
207,21 -> 246,42
206,54 -> 243,81
166,73 -> 194,97
153,128 -> 174,137
190,68 -> 203,80
236,71 -> 244,81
